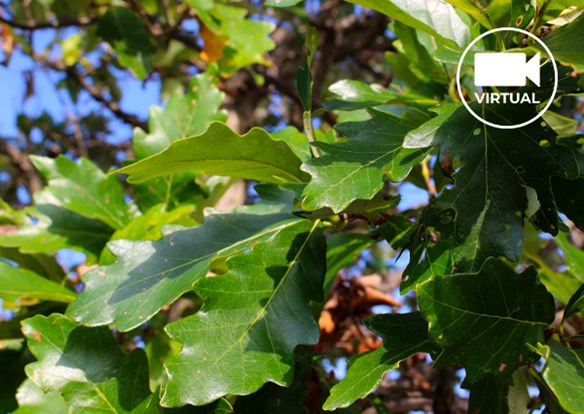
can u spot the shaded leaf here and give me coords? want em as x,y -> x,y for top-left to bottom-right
467,369 -> 530,414
542,12 -> 584,71
404,104 -> 584,278
552,177 -> 584,231
418,259 -> 555,382
119,122 -> 310,185
97,7 -> 157,79
67,212 -> 301,331
301,109 -> 427,212
22,314 -> 158,413
99,204 -> 197,265
563,283 -> 584,320
31,155 -> 135,230
0,261 -> 75,304
323,312 -> 437,410
0,201 -> 113,261
161,220 -> 325,406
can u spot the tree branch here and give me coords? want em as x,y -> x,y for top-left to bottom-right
33,53 -> 149,132
0,15 -> 99,31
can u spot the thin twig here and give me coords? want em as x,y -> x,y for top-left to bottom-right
0,15 -> 99,31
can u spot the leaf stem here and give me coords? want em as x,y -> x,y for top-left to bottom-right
304,110 -> 320,158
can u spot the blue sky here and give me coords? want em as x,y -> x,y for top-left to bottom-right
0,28 -> 160,144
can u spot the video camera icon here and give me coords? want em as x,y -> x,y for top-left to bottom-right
474,53 -> 540,87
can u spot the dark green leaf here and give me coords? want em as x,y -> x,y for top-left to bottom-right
418,259 -> 555,382
0,261 -> 75,304
97,7 -> 157,79
467,369 -> 530,414
119,122 -> 310,185
533,340 -> 584,413
296,66 -> 312,112
0,247 -> 65,282
323,312 -> 437,410
467,375 -> 512,414
563,283 -> 584,320
0,348 -> 30,414
324,233 -> 371,293
161,220 -> 325,406
0,201 -> 113,261
404,104 -> 584,276
301,109 -> 428,212
67,212 -> 301,331
552,177 -> 584,231
22,314 -> 158,413
542,12 -> 584,71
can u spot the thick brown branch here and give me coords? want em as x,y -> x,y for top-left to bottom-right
0,15 -> 99,31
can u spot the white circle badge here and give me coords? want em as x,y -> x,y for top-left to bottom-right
456,27 -> 558,129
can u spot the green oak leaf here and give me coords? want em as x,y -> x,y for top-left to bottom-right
533,340 -> 584,413
13,379 -> 68,414
466,369 -> 530,414
404,104 -> 584,276
99,204 -> 197,265
563,283 -> 584,320
552,177 -> 584,231
97,7 -> 157,79
30,155 -> 136,230
542,12 -> 584,71
0,261 -> 75,304
347,0 -> 470,47
161,220 -> 326,407
0,246 -> 65,282
67,212 -> 301,331
21,314 -> 158,413
186,1 -> 275,73
301,109 -> 428,212
323,312 -> 438,410
232,349 -> 313,414
402,201 -> 456,293
0,198 -> 113,261
324,233 -> 371,293
555,232 -> 584,283
132,73 -> 226,211
511,0 -> 535,29
265,0 -> 303,7
119,122 -> 310,185
418,259 -> 555,382
134,73 -> 226,160
444,0 -> 494,29
324,79 -> 397,111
